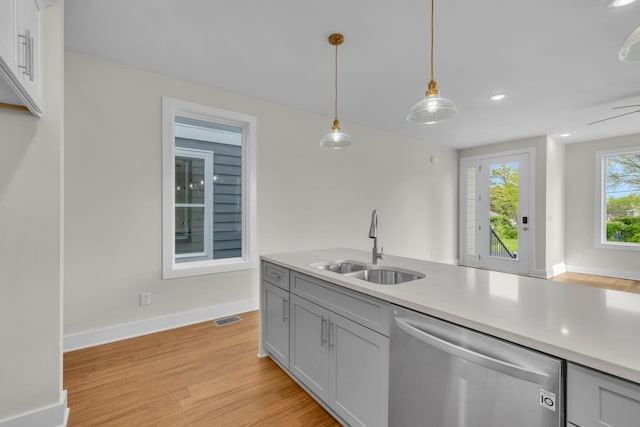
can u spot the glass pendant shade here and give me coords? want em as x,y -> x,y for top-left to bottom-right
407,79 -> 457,124
406,92 -> 458,124
619,25 -> 640,62
320,129 -> 353,149
320,119 -> 352,149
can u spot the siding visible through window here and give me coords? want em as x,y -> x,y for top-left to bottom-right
176,137 -> 242,260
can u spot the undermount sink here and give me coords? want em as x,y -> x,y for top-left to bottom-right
315,261 -> 424,285
316,260 -> 367,274
347,268 -> 425,285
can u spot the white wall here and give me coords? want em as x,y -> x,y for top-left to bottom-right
565,133 -> 640,279
0,1 -> 65,422
545,138 -> 565,272
64,52 -> 458,338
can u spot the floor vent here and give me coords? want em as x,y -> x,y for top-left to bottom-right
214,315 -> 242,327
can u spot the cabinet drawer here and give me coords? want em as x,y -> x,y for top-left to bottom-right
262,261 -> 289,290
567,363 -> 640,427
290,271 -> 390,336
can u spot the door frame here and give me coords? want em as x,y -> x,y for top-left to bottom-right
459,148 -> 535,275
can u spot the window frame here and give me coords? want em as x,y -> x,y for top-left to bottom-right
162,97 -> 257,279
594,146 -> 640,252
174,147 -> 214,261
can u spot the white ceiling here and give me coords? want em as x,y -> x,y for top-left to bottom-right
64,0 -> 640,149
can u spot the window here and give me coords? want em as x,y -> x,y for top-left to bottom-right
162,97 -> 256,278
596,147 -> 640,251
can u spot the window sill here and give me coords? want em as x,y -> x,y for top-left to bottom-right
163,257 -> 257,279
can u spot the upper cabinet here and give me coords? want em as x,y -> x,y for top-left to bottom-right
0,0 -> 46,116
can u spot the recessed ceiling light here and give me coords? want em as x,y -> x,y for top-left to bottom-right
560,133 -> 571,138
609,0 -> 637,8
489,93 -> 506,102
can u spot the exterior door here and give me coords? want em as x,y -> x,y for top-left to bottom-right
460,152 -> 532,275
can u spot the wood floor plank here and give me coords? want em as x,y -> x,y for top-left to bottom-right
64,311 -> 340,426
552,272 -> 640,294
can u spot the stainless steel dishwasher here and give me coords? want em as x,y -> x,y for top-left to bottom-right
389,305 -> 564,427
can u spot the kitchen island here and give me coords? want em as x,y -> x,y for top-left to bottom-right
259,248 -> 640,426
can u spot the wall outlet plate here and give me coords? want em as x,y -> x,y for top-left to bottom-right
140,292 -> 151,306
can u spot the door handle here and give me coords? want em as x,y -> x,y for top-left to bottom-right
266,272 -> 281,280
282,298 -> 289,322
394,317 -> 548,384
328,321 -> 335,349
321,317 -> 328,347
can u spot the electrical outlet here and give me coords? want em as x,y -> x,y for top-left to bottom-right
140,291 -> 151,306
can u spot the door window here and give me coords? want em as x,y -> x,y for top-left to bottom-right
460,151 -> 532,275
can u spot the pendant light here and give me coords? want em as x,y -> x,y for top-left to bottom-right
320,33 -> 352,149
620,25 -> 640,63
406,0 -> 458,125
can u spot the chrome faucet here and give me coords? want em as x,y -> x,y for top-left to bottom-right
369,210 -> 383,264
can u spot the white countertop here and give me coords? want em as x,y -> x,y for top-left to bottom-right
261,248 -> 640,384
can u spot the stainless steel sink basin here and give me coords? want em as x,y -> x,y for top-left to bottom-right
346,267 -> 425,285
315,260 -> 424,285
316,260 -> 367,274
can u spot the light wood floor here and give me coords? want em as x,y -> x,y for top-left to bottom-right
551,271 -> 640,294
63,311 -> 340,427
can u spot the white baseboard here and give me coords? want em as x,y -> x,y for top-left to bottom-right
565,264 -> 640,281
64,298 -> 258,352
0,390 -> 68,427
530,263 -> 567,279
551,262 -> 567,277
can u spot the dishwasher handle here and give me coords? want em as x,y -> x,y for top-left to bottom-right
394,317 -> 548,385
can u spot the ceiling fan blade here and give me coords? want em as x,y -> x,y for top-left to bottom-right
587,109 -> 640,125
612,104 -> 640,110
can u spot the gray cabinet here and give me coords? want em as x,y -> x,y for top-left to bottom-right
263,261 -> 289,290
0,0 -> 42,114
567,363 -> 640,427
263,282 -> 289,368
290,294 -> 330,399
261,261 -> 291,368
329,309 -> 389,427
289,277 -> 389,427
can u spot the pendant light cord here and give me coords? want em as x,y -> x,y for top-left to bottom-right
334,42 -> 339,124
430,0 -> 434,82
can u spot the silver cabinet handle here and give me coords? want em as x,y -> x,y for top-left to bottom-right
266,272 -> 280,280
282,298 -> 289,322
321,317 -> 328,346
17,30 -> 33,81
328,321 -> 335,349
28,34 -> 34,81
394,317 -> 548,384
17,31 -> 29,75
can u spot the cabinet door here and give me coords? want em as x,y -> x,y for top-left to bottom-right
0,0 -> 22,107
14,0 -> 40,108
567,363 -> 640,427
263,282 -> 289,368
290,294 -> 330,401
329,313 -> 389,427
0,0 -> 16,66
